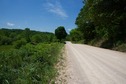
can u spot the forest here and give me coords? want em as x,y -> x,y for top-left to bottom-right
0,28 -> 65,83
69,0 -> 126,52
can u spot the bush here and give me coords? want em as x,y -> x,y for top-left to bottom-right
31,34 -> 42,44
0,43 -> 63,84
0,36 -> 12,45
13,38 -> 27,49
114,43 -> 126,52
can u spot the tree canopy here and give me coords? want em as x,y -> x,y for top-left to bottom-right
55,26 -> 67,41
70,28 -> 83,42
0,28 -> 57,47
74,0 -> 126,48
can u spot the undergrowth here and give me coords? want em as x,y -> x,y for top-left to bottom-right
0,43 -> 63,84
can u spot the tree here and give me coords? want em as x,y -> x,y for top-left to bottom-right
70,28 -> 83,42
24,28 -> 31,42
75,0 -> 126,44
13,38 -> 27,49
31,34 -> 42,44
0,36 -> 12,45
55,26 -> 67,41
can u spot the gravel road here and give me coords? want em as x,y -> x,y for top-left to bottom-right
65,42 -> 126,84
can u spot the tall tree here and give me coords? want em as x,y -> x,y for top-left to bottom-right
24,28 -> 31,42
70,28 -> 83,42
75,0 -> 126,44
55,26 -> 67,41
31,34 -> 42,43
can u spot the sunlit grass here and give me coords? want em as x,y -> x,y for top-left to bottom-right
0,43 -> 63,84
0,45 -> 13,52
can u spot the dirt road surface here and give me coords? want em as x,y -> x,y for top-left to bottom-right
65,42 -> 126,84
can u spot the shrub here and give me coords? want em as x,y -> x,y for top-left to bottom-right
0,36 -> 12,45
0,43 -> 63,84
31,34 -> 42,44
13,38 -> 27,49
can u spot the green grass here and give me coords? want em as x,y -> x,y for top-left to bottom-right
113,43 -> 126,52
0,45 -> 13,51
0,43 -> 64,84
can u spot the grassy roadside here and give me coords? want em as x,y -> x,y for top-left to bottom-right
0,45 -> 13,52
71,39 -> 126,52
0,43 -> 64,84
89,39 -> 126,52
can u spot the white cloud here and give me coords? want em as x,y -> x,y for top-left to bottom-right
7,22 -> 15,26
44,1 -> 68,18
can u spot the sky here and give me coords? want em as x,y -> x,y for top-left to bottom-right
0,0 -> 83,33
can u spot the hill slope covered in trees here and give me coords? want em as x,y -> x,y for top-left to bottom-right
0,28 -> 64,83
0,28 -> 57,48
70,0 -> 126,52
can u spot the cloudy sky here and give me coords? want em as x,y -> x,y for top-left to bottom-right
0,0 -> 83,33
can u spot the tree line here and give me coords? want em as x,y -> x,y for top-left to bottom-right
69,0 -> 126,50
0,27 -> 66,83
0,28 -> 58,49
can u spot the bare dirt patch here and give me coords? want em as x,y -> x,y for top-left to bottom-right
54,46 -> 68,84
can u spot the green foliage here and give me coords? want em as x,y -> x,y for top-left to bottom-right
0,45 -> 13,52
70,28 -> 83,42
74,0 -> 126,50
31,34 -> 42,44
0,28 -> 57,46
55,26 -> 67,41
0,43 -> 63,84
0,28 -> 63,83
0,36 -> 12,45
114,43 -> 126,52
13,38 -> 27,49
24,28 -> 31,42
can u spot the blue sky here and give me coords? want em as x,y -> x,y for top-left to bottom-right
0,0 -> 83,33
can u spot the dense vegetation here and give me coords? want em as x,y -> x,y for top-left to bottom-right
0,28 -> 64,83
55,26 -> 67,42
0,28 -> 57,47
70,0 -> 126,51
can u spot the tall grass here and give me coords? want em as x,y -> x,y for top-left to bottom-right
0,43 -> 63,84
0,45 -> 13,52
